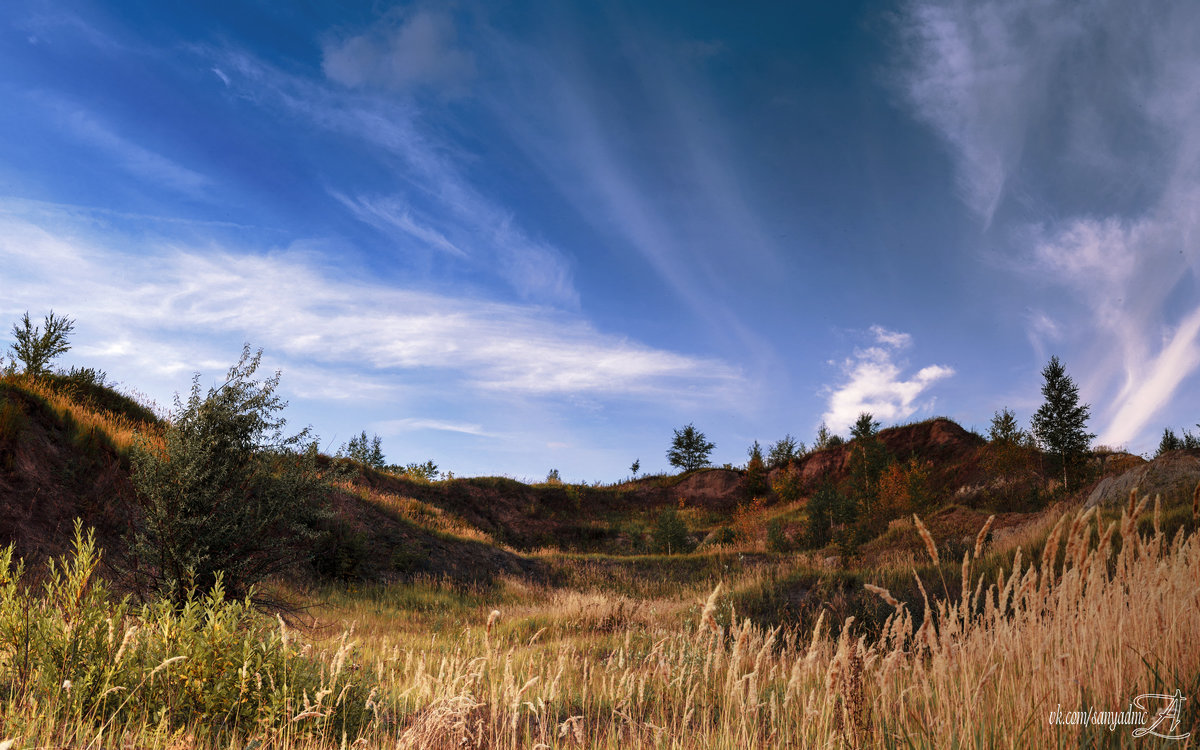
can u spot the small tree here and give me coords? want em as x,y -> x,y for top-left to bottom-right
1157,426 -> 1200,455
9,310 -> 75,376
988,408 -> 1025,444
1030,356 -> 1094,490
341,430 -> 385,469
986,407 -> 1033,486
766,434 -> 803,469
814,422 -> 844,450
630,458 -> 640,477
771,463 -> 804,503
127,346 -> 330,607
745,440 -> 768,498
1186,428 -> 1200,450
1157,428 -> 1183,456
651,508 -> 693,554
843,413 -> 889,519
803,482 -> 843,549
667,423 -> 714,472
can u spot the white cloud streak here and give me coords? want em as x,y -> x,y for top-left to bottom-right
822,327 -> 954,434
372,418 -> 496,438
331,191 -> 468,258
897,0 -> 1200,449
213,40 -> 576,307
0,211 -> 742,406
895,0 -> 1074,224
474,17 -> 782,354
50,99 -> 211,196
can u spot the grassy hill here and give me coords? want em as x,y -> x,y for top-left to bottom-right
0,369 -> 1197,747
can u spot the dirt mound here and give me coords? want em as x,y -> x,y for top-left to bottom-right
783,418 -> 987,500
672,469 -> 744,508
0,384 -> 134,567
1084,450 -> 1200,508
879,418 -> 985,460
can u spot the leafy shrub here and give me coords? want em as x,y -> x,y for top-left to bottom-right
705,526 -> 738,547
651,508 -> 694,554
733,497 -> 767,543
772,464 -> 804,503
126,346 -> 331,606
312,521 -> 369,581
401,460 -> 440,481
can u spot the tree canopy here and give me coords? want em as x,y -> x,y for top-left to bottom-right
1030,356 -> 1094,490
667,423 -> 714,472
9,310 -> 74,376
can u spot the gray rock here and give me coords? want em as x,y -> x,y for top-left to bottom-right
1084,452 -> 1200,508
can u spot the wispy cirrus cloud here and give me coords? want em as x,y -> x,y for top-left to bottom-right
0,209 -> 742,406
894,0 -> 1073,224
209,37 -> 576,307
822,327 -> 954,434
896,0 -> 1200,449
330,191 -> 468,258
47,98 -> 211,197
473,13 -> 782,354
372,418 -> 497,438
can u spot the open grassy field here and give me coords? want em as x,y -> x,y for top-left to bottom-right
1,494 -> 1197,748
1,373 -> 1198,747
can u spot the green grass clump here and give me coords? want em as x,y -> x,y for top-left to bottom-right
0,524 -> 374,743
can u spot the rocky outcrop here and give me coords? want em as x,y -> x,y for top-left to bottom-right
1084,450 -> 1200,508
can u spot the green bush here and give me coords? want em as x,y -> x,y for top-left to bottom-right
312,521 -> 369,581
126,346 -> 331,607
0,525 -> 372,737
651,508 -> 694,555
705,526 -> 738,547
771,464 -> 804,503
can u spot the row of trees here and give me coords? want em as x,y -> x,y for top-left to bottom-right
663,355 -> 1096,489
657,356 -> 1098,554
664,424 -> 815,474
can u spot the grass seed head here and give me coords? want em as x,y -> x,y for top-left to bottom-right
864,583 -> 900,609
913,514 -> 939,566
974,514 -> 996,559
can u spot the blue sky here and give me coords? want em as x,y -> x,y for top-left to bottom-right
2,0 -> 1199,481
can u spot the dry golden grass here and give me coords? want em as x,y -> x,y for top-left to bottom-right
2,374 -> 156,455
334,481 -> 495,544
5,494 -> 1196,748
